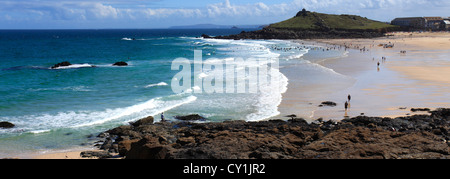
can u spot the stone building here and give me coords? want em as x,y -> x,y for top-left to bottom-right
391,16 -> 448,31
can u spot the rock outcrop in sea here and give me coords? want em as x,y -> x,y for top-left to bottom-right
113,61 -> 128,66
89,109 -> 450,159
51,61 -> 72,69
0,121 -> 15,129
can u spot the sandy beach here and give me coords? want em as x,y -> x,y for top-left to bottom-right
278,32 -> 450,121
32,150 -> 88,159
25,147 -> 100,159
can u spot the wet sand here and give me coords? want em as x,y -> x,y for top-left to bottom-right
278,32 -> 450,121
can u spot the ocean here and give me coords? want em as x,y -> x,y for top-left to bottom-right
0,29 -> 347,157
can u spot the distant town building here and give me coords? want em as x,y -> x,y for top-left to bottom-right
444,17 -> 450,30
424,17 -> 444,30
444,20 -> 450,30
391,16 -> 449,31
391,17 -> 425,30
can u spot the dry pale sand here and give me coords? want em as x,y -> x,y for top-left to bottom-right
385,33 -> 450,85
319,32 -> 450,49
390,66 -> 450,84
28,147 -> 102,159
278,32 -> 450,120
32,150 -> 88,159
336,32 -> 450,85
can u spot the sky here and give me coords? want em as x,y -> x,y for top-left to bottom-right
0,0 -> 449,29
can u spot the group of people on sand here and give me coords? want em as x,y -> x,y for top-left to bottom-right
268,44 -> 337,52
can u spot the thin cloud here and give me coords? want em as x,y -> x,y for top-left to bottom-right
0,0 -> 448,28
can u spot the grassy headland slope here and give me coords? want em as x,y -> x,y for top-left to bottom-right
271,10 -> 396,31
211,9 -> 400,39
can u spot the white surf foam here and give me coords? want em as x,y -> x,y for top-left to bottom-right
1,95 -> 197,133
121,37 -> 133,41
144,82 -> 168,88
28,86 -> 94,92
245,66 -> 289,122
187,38 -> 292,122
51,64 -> 94,69
29,129 -> 51,134
72,95 -> 197,127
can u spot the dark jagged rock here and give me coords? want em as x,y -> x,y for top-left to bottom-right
51,61 -> 72,69
130,116 -> 154,127
430,108 -> 450,119
296,8 -> 308,17
93,108 -> 450,159
285,114 -> 297,120
80,151 -> 112,159
201,34 -> 211,38
126,136 -> 171,159
113,61 -> 128,66
208,28 -> 387,40
0,121 -> 15,129
411,108 -> 431,112
174,114 -> 206,121
320,101 -> 337,107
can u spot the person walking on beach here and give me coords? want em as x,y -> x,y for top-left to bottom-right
348,94 -> 351,102
377,61 -> 381,72
344,101 -> 349,111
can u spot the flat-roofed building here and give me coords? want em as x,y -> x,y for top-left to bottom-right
391,17 -> 425,30
392,16 -> 449,31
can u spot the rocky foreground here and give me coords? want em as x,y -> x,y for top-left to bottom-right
87,108 -> 450,159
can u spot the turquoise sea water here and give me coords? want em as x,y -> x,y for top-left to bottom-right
0,29 -> 346,157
